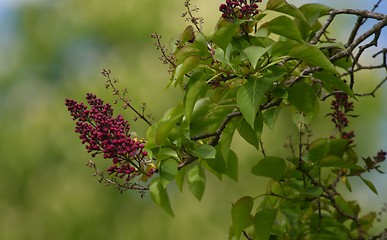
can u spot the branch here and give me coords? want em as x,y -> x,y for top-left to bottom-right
101,69 -> 153,126
354,76 -> 387,97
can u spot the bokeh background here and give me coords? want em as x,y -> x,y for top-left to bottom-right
1,0 -> 386,239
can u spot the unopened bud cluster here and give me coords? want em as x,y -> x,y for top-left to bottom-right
65,93 -> 156,182
219,0 -> 262,19
329,92 -> 355,141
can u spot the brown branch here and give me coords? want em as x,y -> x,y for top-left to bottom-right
101,69 -> 153,126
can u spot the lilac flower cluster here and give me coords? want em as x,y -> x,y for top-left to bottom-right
329,92 -> 355,141
219,0 -> 262,19
65,93 -> 156,182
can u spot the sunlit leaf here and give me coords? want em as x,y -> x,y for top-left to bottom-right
289,44 -> 338,74
187,144 -> 216,159
184,77 -> 206,124
188,165 -> 206,201
231,196 -> 254,240
299,3 -> 331,26
266,0 -> 307,23
267,16 -> 304,43
237,77 -> 271,128
159,158 -> 178,187
213,21 -> 240,50
150,178 -> 174,217
243,45 -> 272,69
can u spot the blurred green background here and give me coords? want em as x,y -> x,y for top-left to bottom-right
0,0 -> 386,239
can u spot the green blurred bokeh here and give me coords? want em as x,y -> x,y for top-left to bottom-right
0,0 -> 386,239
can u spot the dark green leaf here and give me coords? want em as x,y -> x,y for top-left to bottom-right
287,81 -> 316,114
327,138 -> 349,157
187,165 -> 206,201
175,167 -> 186,192
207,146 -> 227,174
150,178 -> 174,217
308,138 -> 329,163
237,114 -> 263,150
313,71 -> 354,97
231,196 -> 254,240
225,150 -> 238,181
254,208 -> 278,240
263,107 -> 281,130
267,16 -> 304,43
237,77 -> 272,128
251,156 -> 286,180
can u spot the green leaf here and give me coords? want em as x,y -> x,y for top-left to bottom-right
207,146 -> 227,174
313,71 -> 354,97
237,77 -> 271,128
174,45 -> 200,64
243,45 -> 272,69
319,155 -> 362,169
299,3 -> 331,26
175,167 -> 186,192
231,196 -> 254,240
289,44 -> 338,74
306,186 -> 323,198
187,144 -> 216,159
159,158 -> 178,187
177,25 -> 195,48
287,81 -> 316,114
174,55 -> 200,86
184,77 -> 206,124
360,177 -> 378,195
156,147 -> 178,162
187,165 -> 206,201
327,138 -> 349,157
308,138 -> 329,163
266,0 -> 307,23
267,16 -> 304,43
225,150 -> 238,181
150,178 -> 174,217
251,156 -> 286,180
237,114 -> 263,150
213,21 -> 240,50
254,208 -> 278,240
263,107 -> 281,130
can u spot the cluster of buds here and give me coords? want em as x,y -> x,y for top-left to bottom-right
328,92 -> 355,142
364,150 -> 387,173
219,0 -> 262,19
65,93 -> 156,183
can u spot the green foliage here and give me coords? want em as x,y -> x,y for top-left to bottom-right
64,0 -> 387,239
142,0 -> 387,239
